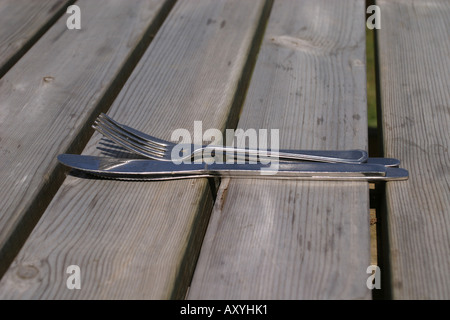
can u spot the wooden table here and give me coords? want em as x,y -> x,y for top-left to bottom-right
0,0 -> 448,300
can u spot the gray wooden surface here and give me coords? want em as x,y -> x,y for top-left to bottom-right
0,0 -> 74,77
188,0 -> 372,299
0,0 -> 271,299
0,0 -> 173,278
1,0 -> 446,301
377,0 -> 450,299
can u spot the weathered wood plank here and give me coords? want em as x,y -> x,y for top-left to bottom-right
0,0 -> 174,277
0,0 -> 74,77
376,0 -> 450,299
0,0 -> 271,299
188,0 -> 372,299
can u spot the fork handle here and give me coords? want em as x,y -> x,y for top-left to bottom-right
205,147 -> 368,164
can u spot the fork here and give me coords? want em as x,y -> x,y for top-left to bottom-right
92,113 -> 369,164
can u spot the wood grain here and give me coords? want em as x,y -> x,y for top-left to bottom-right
0,0 -> 174,278
188,0 -> 372,299
0,0 -> 74,77
0,0 -> 271,299
376,0 -> 450,299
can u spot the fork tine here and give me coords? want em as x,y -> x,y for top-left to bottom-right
98,113 -> 173,148
95,117 -> 167,153
93,122 -> 168,159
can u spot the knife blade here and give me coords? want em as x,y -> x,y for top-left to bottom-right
57,154 -> 408,181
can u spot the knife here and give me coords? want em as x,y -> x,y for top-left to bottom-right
57,154 -> 408,181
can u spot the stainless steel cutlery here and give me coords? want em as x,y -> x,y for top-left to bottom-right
57,114 -> 409,182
